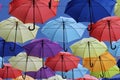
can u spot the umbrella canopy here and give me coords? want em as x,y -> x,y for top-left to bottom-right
76,74 -> 98,80
26,66 -> 55,79
41,16 -> 86,51
23,38 -> 62,58
108,40 -> 120,57
0,64 -> 22,79
9,0 -> 59,30
13,75 -> 34,80
70,37 -> 107,58
65,0 -> 116,23
89,16 -> 120,49
90,65 -> 120,78
0,17 -> 39,43
9,52 -> 42,72
45,52 -> 80,78
110,74 -> 120,80
56,64 -> 89,79
45,52 -> 80,72
83,52 -> 116,72
115,0 -> 120,16
0,38 -> 24,56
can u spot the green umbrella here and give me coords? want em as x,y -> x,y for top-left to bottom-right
90,65 -> 119,78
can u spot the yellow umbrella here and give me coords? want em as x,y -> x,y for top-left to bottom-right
9,52 -> 42,72
90,65 -> 120,78
115,0 -> 120,16
70,37 -> 107,58
83,52 -> 116,72
0,17 -> 39,43
13,75 -> 34,80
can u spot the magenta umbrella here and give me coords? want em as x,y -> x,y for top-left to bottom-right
23,38 -> 62,67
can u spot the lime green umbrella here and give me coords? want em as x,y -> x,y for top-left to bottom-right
70,37 -> 107,58
90,65 -> 119,78
0,17 -> 39,43
115,0 -> 120,16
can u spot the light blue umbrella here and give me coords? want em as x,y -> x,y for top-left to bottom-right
41,16 -> 86,51
108,40 -> 120,57
56,64 -> 89,79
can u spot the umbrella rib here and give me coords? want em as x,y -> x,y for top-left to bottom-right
36,2 -> 44,23
95,1 -> 113,16
82,43 -> 88,58
90,42 -> 98,57
18,24 -> 24,43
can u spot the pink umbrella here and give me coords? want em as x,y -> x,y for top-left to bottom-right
76,75 -> 98,80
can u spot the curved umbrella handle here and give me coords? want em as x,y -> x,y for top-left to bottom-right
90,62 -> 94,67
28,24 -> 35,31
87,27 -> 92,31
110,43 -> 116,50
62,75 -> 67,79
22,74 -> 26,80
100,73 -> 104,78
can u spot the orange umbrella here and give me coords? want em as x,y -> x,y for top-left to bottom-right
83,51 -> 116,72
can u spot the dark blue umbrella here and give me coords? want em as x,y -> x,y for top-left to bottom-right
0,38 -> 24,67
65,0 -> 116,30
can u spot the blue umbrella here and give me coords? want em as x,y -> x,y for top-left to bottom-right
108,40 -> 120,57
65,0 -> 116,30
102,74 -> 120,80
0,38 -> 24,67
41,16 -> 86,51
56,64 -> 89,79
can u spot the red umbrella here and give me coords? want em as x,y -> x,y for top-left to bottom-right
89,16 -> 120,50
0,64 -> 22,79
9,0 -> 59,30
45,52 -> 80,78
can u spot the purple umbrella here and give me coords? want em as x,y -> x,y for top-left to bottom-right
23,38 -> 62,67
23,38 -> 62,57
26,67 -> 55,79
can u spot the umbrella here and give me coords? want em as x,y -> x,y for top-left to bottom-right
76,74 -> 98,80
56,64 -> 89,79
9,0 -> 59,30
23,38 -> 62,67
26,66 -> 55,79
9,52 -> 42,72
70,37 -> 107,67
65,0 -> 116,30
45,52 -> 80,78
115,0 -> 120,16
83,52 -> 116,77
0,38 -> 24,67
41,16 -> 86,51
13,75 -> 34,80
108,40 -> 120,57
0,64 -> 22,79
89,16 -> 120,50
110,74 -> 120,80
90,65 -> 120,78
23,38 -> 62,57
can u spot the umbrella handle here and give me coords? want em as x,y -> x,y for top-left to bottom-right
22,74 -> 26,80
49,0 -> 52,9
110,43 -> 116,50
28,24 -> 35,31
62,75 -> 67,79
90,62 -> 94,67
100,73 -> 104,78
